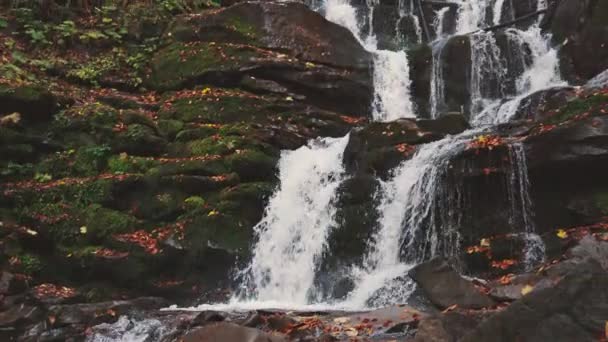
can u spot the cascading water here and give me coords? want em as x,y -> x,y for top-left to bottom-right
464,0 -> 565,124
507,143 -> 545,269
236,135 -> 351,307
342,133 -> 474,308
325,0 -> 416,121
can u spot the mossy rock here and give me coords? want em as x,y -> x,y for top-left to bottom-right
82,204 -> 139,243
113,124 -> 167,156
0,84 -> 57,121
219,182 -> 274,222
158,90 -> 276,124
184,210 -> 253,255
157,119 -> 185,140
150,159 -> 228,177
175,126 -> 218,142
51,103 -> 121,147
107,154 -> 160,174
145,42 -> 265,90
544,93 -> 608,124
224,150 -> 277,182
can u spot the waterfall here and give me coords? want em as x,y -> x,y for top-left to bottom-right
433,7 -> 450,39
237,135 -> 350,306
466,0 -> 565,124
325,0 -> 416,121
429,38 -> 449,118
507,143 -> 545,269
342,132 -> 475,308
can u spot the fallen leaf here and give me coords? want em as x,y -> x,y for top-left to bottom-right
480,238 -> 491,247
344,327 -> 358,337
556,229 -> 568,239
521,284 -> 534,296
79,226 -> 87,234
333,317 -> 350,324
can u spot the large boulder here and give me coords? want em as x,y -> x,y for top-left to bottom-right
148,1 -> 373,116
409,258 -> 495,310
462,260 -> 608,342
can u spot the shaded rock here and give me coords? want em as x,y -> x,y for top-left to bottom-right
462,260 -> 608,342
181,322 -> 287,342
191,310 -> 227,326
409,258 -> 495,310
441,35 -> 472,115
413,311 -> 486,342
549,0 -> 608,83
0,85 -> 57,122
409,43 -> 433,118
0,304 -> 42,328
0,272 -> 26,296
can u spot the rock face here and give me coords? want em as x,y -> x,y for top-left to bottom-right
409,258 -> 495,310
148,1 -> 373,116
462,260 -> 608,342
548,0 -> 608,83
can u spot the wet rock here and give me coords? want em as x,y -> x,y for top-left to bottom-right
409,43 -> 433,118
441,35 -> 472,115
191,310 -> 227,326
46,297 -> 168,327
409,258 -> 495,310
0,304 -> 43,328
548,0 -> 608,83
181,322 -> 287,342
585,69 -> 608,89
462,260 -> 608,342
509,86 -> 577,122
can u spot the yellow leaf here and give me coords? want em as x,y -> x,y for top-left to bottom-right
202,87 -> 211,95
521,284 -> 534,296
333,317 -> 350,324
556,229 -> 568,239
207,210 -> 219,217
480,238 -> 491,247
305,62 -> 316,68
344,327 -> 358,337
79,226 -> 87,234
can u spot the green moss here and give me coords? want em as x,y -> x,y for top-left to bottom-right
108,154 -> 159,174
545,94 -> 608,124
17,253 -> 43,275
145,42 -> 260,90
226,16 -> 258,40
83,204 -> 138,241
224,150 -> 277,181
157,119 -> 184,139
150,159 -> 228,177
175,126 -> 217,142
159,93 -> 273,124
187,135 -> 246,155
